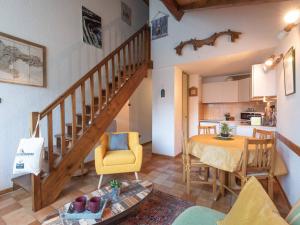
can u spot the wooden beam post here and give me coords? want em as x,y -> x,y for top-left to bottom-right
30,112 -> 42,211
161,0 -> 184,21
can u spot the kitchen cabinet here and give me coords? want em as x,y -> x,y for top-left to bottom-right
252,64 -> 276,98
238,78 -> 251,102
236,125 -> 276,137
202,81 -> 238,103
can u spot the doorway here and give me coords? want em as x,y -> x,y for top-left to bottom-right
182,73 -> 189,140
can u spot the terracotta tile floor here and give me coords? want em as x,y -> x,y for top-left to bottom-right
0,143 -> 290,224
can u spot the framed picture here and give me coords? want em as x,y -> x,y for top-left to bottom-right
121,2 -> 132,26
82,6 -> 102,49
189,87 -> 198,96
283,47 -> 296,96
151,15 -> 168,40
0,32 -> 46,87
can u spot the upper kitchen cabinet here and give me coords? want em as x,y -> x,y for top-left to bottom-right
238,78 -> 251,102
252,64 -> 277,98
202,81 -> 238,103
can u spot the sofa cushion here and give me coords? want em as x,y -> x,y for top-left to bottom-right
109,133 -> 129,150
286,200 -> 300,225
217,177 -> 288,225
103,150 -> 135,166
172,206 -> 225,225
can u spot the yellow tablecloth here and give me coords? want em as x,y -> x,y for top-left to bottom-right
188,135 -> 288,176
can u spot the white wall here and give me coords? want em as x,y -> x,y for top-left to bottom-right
152,66 -> 175,156
0,0 -> 148,191
129,73 -> 152,144
275,26 -> 300,205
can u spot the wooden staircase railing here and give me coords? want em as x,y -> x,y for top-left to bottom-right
21,24 -> 151,211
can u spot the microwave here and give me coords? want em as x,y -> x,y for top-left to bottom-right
240,112 -> 264,121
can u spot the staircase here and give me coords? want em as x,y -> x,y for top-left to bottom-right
12,24 -> 151,211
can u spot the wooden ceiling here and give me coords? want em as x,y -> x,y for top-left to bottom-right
161,0 -> 289,21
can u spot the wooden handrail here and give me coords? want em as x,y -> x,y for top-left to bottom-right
39,24 -> 149,118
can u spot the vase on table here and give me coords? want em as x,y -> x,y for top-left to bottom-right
111,187 -> 121,202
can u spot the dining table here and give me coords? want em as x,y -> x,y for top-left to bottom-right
188,134 -> 287,179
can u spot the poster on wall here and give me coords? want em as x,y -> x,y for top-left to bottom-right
121,2 -> 132,26
0,32 -> 46,87
82,6 -> 102,49
151,15 -> 168,40
283,47 -> 296,96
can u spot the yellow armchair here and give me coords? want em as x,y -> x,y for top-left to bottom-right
95,132 -> 143,189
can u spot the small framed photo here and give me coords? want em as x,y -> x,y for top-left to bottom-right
283,47 -> 296,96
121,1 -> 132,26
151,15 -> 168,40
189,87 -> 198,96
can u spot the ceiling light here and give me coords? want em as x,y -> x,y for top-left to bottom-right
263,54 -> 283,72
284,9 -> 300,24
264,58 -> 274,67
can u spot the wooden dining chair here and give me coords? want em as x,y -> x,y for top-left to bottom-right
224,138 -> 276,199
198,125 -> 217,135
182,132 -> 217,198
253,128 -> 275,139
197,125 -> 217,180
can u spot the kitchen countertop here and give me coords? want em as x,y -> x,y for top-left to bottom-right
199,119 -> 276,128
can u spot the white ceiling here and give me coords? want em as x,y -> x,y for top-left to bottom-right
177,47 -> 276,76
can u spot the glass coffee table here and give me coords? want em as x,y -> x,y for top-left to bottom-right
42,180 -> 153,225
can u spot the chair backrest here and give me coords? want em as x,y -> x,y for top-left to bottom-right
253,128 -> 275,140
241,138 -> 275,176
198,125 -> 217,135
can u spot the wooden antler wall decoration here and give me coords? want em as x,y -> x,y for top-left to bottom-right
175,29 -> 242,56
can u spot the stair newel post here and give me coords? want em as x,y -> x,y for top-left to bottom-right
144,27 -> 147,63
147,26 -> 151,63
97,65 -> 102,111
141,28 -> 145,63
71,92 -> 77,144
137,32 -> 140,66
117,52 -> 121,89
47,111 -> 54,171
128,41 -> 132,78
81,83 -> 87,131
105,61 -> 110,103
111,56 -> 116,95
133,36 -> 136,73
60,101 -> 66,156
122,47 -> 127,82
89,75 -> 95,121
30,112 -> 42,211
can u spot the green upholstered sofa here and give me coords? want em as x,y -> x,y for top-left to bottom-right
172,206 -> 225,225
172,177 -> 300,225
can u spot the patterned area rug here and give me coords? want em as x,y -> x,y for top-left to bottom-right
119,189 -> 193,225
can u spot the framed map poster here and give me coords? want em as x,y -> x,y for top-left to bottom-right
0,32 -> 46,87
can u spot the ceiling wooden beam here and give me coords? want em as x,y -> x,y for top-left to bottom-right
142,0 -> 149,6
161,0 -> 184,21
180,0 -> 289,10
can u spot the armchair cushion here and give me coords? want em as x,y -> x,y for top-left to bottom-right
217,177 -> 288,225
109,133 -> 129,150
103,150 -> 136,166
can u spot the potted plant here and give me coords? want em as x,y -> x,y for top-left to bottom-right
224,112 -> 231,121
109,179 -> 121,201
220,123 -> 232,137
